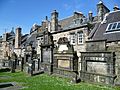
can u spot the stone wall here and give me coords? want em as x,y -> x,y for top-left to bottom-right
107,44 -> 120,85
86,40 -> 106,51
80,52 -> 116,85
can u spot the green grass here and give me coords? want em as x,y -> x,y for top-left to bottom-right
0,71 -> 120,90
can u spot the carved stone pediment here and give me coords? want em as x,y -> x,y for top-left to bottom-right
55,37 -> 74,53
58,37 -> 69,44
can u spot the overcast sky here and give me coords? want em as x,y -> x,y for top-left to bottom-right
0,0 -> 120,35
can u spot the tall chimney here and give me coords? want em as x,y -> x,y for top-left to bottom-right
15,27 -> 21,49
97,0 -> 110,21
51,10 -> 58,32
88,11 -> 93,22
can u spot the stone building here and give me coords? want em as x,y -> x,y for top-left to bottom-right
80,3 -> 120,85
35,1 -> 113,79
2,29 -> 15,59
0,27 -> 29,60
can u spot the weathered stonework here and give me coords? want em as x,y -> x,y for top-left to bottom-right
37,30 -> 54,75
53,37 -> 78,82
80,52 -> 116,85
86,40 -> 106,51
14,27 -> 22,57
107,44 -> 120,85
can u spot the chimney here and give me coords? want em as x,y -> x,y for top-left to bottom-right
3,33 -> 7,41
88,11 -> 93,22
97,0 -> 110,21
42,21 -> 46,30
51,10 -> 58,32
74,11 -> 83,19
42,16 -> 49,30
46,16 -> 48,21
113,5 -> 120,11
15,27 -> 21,49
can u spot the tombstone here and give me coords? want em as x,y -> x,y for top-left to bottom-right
53,37 -> 78,82
80,52 -> 116,85
10,60 -> 15,73
21,57 -> 24,71
24,43 -> 39,75
38,30 -> 54,75
10,52 -> 17,73
2,60 -> 10,68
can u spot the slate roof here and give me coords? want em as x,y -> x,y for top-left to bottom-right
59,16 -> 74,29
53,15 -> 89,34
90,10 -> 120,42
57,12 -> 98,34
23,33 -> 37,48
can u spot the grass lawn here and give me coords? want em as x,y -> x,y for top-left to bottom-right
0,71 -> 120,90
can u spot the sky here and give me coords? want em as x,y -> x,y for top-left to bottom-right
0,0 -> 120,36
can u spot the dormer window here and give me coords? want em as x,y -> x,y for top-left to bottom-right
117,23 -> 120,29
106,21 -> 120,32
112,23 -> 117,29
107,24 -> 112,30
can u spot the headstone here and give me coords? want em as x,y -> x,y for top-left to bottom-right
11,60 -> 15,73
21,57 -> 24,71
38,30 -> 54,75
53,37 -> 78,82
10,52 -> 17,73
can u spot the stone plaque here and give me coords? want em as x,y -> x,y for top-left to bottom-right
58,60 -> 70,68
87,61 -> 107,75
42,48 -> 51,63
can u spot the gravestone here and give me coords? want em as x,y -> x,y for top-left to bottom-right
37,30 -> 54,75
10,52 -> 17,73
21,57 -> 24,71
53,37 -> 78,83
24,44 -> 33,75
80,52 -> 116,85
24,43 -> 39,76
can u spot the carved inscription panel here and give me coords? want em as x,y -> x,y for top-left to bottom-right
58,60 -> 70,68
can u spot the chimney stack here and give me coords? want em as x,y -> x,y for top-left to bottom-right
74,11 -> 83,19
113,5 -> 120,11
51,10 -> 58,32
15,27 -> 21,49
88,11 -> 93,22
97,0 -> 110,21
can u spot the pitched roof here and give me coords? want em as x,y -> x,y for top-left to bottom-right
59,16 -> 74,28
90,10 -> 120,42
23,33 -> 37,48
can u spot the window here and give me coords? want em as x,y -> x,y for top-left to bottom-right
117,22 -> 120,29
70,33 -> 76,45
78,32 -> 84,44
106,21 -> 120,32
107,24 -> 112,31
112,23 -> 117,30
